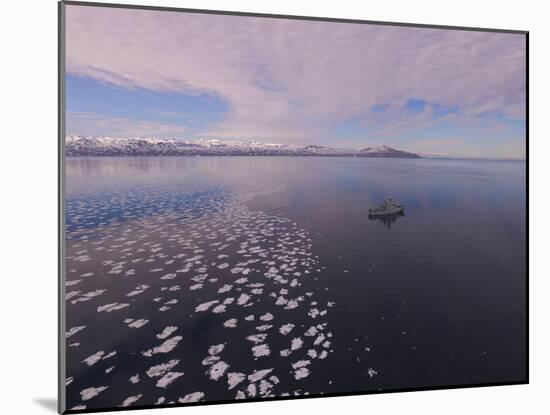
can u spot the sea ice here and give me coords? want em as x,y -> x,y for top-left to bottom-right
178,392 -> 205,403
121,394 -> 142,407
224,318 -> 238,328
82,351 -> 104,366
128,319 -> 149,328
142,336 -> 183,357
80,386 -> 108,401
227,372 -> 246,389
156,371 -> 184,388
157,326 -> 178,339
207,361 -> 229,381
66,326 -> 86,338
248,368 -> 273,382
252,344 -> 271,357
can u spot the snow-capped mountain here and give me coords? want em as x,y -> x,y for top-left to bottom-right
65,136 -> 420,158
358,145 -> 420,158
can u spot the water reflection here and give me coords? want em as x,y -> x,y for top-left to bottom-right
65,156 -> 527,396
368,211 -> 405,229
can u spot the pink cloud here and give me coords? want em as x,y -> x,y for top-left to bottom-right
67,111 -> 188,138
65,5 -> 526,143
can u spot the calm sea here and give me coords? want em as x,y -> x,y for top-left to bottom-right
64,157 -> 526,410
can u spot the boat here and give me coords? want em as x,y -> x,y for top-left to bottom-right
368,197 -> 404,217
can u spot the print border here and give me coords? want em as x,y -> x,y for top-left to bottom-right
58,1 -> 529,413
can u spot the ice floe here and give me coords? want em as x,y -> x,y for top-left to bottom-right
142,336 -> 183,357
121,394 -> 142,407
128,319 -> 149,328
146,359 -> 180,378
178,391 -> 205,403
156,371 -> 184,388
207,361 -> 229,381
66,326 -> 86,338
157,326 -> 178,339
80,386 -> 108,401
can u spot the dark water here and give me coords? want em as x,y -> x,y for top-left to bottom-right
64,157 -> 526,411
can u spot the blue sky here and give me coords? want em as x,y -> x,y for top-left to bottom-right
66,5 -> 526,159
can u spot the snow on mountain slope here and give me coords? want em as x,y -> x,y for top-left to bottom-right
358,145 -> 420,158
65,136 -> 420,158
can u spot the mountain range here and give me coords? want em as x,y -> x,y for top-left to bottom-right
65,136 -> 421,158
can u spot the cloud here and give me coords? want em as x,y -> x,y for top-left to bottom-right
65,5 -> 526,144
67,111 -> 188,138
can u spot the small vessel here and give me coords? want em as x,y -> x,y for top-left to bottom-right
368,197 -> 404,217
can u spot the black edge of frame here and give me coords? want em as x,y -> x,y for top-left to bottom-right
59,1 -> 67,414
58,1 -> 529,413
525,31 -> 529,385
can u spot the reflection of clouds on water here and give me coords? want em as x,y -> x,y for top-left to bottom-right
65,179 -> 335,410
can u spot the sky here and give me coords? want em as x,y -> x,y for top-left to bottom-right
65,5 -> 526,159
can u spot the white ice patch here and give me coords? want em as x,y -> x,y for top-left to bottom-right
246,334 -> 267,344
294,367 -> 310,380
367,368 -> 378,377
260,312 -> 274,321
121,394 -> 142,407
178,392 -> 205,403
307,349 -> 318,359
82,351 -> 104,366
237,294 -> 250,305
195,300 -> 218,312
292,360 -> 311,369
160,273 -> 176,280
252,344 -> 271,358
66,326 -> 86,338
308,308 -> 320,318
142,336 -> 183,357
156,371 -> 184,388
256,324 -> 273,331
212,304 -> 226,313
227,372 -> 246,389
279,323 -> 295,335
126,284 -> 149,297
218,284 -> 232,293
97,302 -> 129,313
157,326 -> 178,339
248,368 -> 273,382
285,299 -> 299,309
291,337 -> 303,351
207,361 -> 229,381
146,359 -> 180,378
208,343 -> 225,355
223,318 -> 238,328
80,386 -> 108,401
71,289 -> 106,304
128,319 -> 149,328
305,326 -> 318,337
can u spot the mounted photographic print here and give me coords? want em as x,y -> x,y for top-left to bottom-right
59,1 -> 528,413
